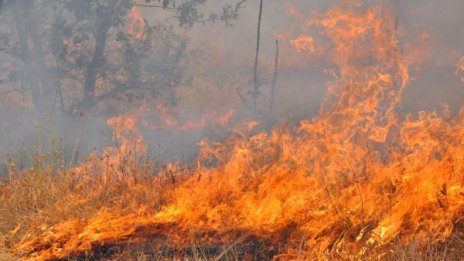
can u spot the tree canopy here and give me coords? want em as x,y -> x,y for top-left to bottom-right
0,0 -> 247,118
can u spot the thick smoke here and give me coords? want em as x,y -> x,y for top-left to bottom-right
0,0 -> 463,172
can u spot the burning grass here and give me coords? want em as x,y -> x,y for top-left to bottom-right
1,1 -> 464,260
1,127 -> 464,260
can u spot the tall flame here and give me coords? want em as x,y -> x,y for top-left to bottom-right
11,1 -> 464,260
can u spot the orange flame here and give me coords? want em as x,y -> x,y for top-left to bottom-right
11,1 -> 464,260
457,56 -> 464,83
290,34 -> 315,53
147,102 -> 234,133
107,113 -> 146,157
127,6 -> 146,40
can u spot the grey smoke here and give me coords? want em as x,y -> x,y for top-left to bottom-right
0,0 -> 463,173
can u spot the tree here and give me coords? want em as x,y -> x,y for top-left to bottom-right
0,0 -> 247,118
0,0 -> 57,121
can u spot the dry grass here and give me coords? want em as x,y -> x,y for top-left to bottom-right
0,247 -> 17,261
1,149 -> 463,260
0,149 -> 168,257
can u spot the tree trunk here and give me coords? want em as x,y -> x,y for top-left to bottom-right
80,0 -> 121,113
29,14 -> 56,119
268,39 -> 279,126
252,0 -> 263,120
12,0 -> 52,121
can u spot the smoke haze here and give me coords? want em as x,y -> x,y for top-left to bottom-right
0,0 -> 463,167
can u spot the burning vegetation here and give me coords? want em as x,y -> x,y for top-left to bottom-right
1,0 -> 464,260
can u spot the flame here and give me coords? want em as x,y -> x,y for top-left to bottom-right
127,6 -> 146,40
9,1 -> 464,260
290,34 -> 315,53
274,4 -> 326,69
140,102 -> 235,133
457,56 -> 464,83
62,34 -> 83,51
106,113 -> 146,157
287,6 -> 305,24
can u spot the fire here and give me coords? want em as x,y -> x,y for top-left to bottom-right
457,56 -> 464,83
290,34 -> 315,53
148,102 -> 235,132
8,1 -> 464,260
127,5 -> 146,40
107,113 -> 146,157
287,6 -> 305,24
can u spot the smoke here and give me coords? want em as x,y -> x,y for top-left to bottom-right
0,0 -> 464,172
